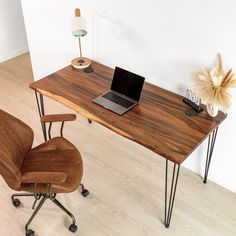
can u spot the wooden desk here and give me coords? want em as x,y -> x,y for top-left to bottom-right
30,61 -> 226,227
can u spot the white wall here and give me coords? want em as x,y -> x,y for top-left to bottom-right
21,0 -> 236,193
0,0 -> 28,62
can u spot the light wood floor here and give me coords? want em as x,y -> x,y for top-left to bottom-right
0,54 -> 236,236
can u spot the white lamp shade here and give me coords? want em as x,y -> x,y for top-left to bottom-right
71,17 -> 87,37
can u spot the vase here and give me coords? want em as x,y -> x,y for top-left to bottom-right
206,103 -> 219,117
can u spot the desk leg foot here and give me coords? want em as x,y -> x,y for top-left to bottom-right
164,160 -> 180,228
88,118 -> 92,124
203,127 -> 218,184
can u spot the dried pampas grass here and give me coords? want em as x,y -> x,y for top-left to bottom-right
195,53 -> 236,112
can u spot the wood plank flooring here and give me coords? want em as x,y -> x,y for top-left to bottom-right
0,54 -> 235,236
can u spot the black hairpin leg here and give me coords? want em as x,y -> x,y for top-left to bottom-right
164,159 -> 180,228
35,91 -> 47,141
203,127 -> 219,184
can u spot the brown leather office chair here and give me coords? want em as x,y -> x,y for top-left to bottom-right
0,109 -> 85,236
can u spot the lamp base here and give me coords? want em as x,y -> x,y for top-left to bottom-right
71,57 -> 91,69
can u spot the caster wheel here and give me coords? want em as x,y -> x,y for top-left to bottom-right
88,119 -> 92,124
12,198 -> 21,207
81,189 -> 89,197
26,229 -> 35,236
69,224 -> 78,233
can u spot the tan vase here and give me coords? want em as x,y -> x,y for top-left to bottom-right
206,103 -> 219,117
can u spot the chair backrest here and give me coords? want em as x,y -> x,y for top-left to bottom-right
0,109 -> 33,190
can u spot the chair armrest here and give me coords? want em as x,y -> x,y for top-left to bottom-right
22,171 -> 67,184
40,114 -> 76,123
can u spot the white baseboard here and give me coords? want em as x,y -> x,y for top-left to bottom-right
0,46 -> 29,63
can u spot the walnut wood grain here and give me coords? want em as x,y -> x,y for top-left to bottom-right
40,114 -> 76,123
30,62 -> 226,164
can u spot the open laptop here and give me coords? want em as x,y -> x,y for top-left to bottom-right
93,67 -> 145,115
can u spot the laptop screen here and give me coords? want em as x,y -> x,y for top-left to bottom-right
111,67 -> 145,101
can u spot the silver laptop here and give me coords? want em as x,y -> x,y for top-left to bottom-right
93,67 -> 145,115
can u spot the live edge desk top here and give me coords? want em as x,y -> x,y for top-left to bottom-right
30,61 -> 226,165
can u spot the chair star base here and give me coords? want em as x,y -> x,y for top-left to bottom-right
12,192 -> 78,236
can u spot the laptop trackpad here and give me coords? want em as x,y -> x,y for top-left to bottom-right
101,98 -> 127,115
101,99 -> 112,108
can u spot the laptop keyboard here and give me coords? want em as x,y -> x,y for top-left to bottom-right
102,92 -> 135,108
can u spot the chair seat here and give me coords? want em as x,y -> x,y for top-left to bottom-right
20,137 -> 83,193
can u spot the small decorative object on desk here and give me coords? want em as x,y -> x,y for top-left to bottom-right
183,89 -> 203,116
195,53 -> 236,117
83,65 -> 94,73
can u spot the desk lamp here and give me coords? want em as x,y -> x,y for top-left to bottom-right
71,8 -> 91,70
